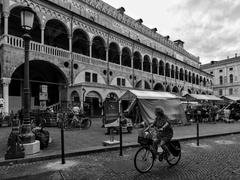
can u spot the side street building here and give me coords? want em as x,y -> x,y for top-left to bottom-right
0,0 -> 213,116
201,54 -> 240,97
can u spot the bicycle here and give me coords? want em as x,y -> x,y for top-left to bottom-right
60,112 -> 92,130
134,124 -> 181,173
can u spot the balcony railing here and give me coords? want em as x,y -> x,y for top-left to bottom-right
4,34 -> 70,59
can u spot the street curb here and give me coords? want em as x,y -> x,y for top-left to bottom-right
1,131 -> 240,166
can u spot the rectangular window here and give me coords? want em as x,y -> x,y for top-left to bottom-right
117,78 -> 121,86
219,89 -> 223,96
219,69 -> 223,73
122,79 -> 126,86
229,67 -> 233,71
229,88 -> 233,95
92,73 -> 98,83
85,72 -> 91,82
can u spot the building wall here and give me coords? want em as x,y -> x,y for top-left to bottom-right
0,0 -> 213,114
202,58 -> 240,97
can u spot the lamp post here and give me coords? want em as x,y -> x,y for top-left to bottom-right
20,6 -> 35,143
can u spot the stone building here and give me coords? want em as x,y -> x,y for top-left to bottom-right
0,0 -> 212,116
201,54 -> 240,97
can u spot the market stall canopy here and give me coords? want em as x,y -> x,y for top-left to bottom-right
183,94 -> 223,101
121,90 -> 186,124
120,89 -> 179,100
221,96 -> 240,102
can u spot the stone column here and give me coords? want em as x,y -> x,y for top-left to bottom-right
3,12 -> 9,35
106,46 -> 109,85
89,41 -> 92,58
2,78 -> 11,115
41,26 -> 45,44
119,51 -> 122,66
131,54 -> 134,87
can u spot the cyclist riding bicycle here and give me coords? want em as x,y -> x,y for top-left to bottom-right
153,108 -> 173,159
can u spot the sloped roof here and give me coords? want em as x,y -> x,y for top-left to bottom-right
120,89 -> 178,100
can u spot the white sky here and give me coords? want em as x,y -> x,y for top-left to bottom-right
103,0 -> 240,64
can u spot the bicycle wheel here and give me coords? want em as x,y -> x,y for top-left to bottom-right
81,118 -> 92,129
134,147 -> 155,173
166,147 -> 181,166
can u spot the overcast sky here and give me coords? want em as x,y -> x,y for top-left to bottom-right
103,0 -> 240,64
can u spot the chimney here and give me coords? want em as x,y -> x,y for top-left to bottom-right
117,7 -> 125,14
151,28 -> 157,33
136,18 -> 143,24
164,35 -> 170,40
235,53 -> 237,58
174,40 -> 184,48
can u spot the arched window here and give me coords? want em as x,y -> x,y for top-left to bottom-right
180,68 -> 184,80
152,58 -> 158,74
219,76 -> 223,84
165,63 -> 170,77
121,47 -> 131,67
188,72 -> 192,83
133,51 -> 142,70
229,74 -> 233,83
92,36 -> 106,60
109,42 -> 120,64
185,70 -> 188,81
159,61 -> 164,75
143,55 -> 151,72
192,73 -> 195,84
171,65 -> 175,78
175,66 -> 179,79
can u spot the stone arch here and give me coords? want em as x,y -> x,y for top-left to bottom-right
196,74 -> 199,85
106,92 -> 118,100
203,77 -> 206,86
45,19 -> 69,50
72,29 -> 90,56
85,91 -> 102,117
143,55 -> 151,72
144,81 -> 151,89
121,47 -> 131,67
159,60 -> 164,75
109,42 -> 120,64
8,6 -> 41,43
92,36 -> 106,60
188,89 -> 192,94
133,51 -> 142,70
9,60 -> 68,112
135,80 -> 142,89
166,85 -> 171,92
154,83 -> 165,91
70,90 -> 80,103
152,58 -> 158,74
172,86 -> 179,94
74,69 -> 106,85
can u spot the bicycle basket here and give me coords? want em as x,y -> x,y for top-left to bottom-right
138,136 -> 153,145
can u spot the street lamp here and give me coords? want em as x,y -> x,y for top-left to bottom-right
20,6 -> 35,143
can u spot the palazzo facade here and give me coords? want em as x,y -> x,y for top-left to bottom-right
0,0 -> 213,116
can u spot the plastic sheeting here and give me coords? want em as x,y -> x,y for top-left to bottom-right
137,99 -> 187,124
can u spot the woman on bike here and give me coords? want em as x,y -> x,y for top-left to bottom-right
153,108 -> 173,158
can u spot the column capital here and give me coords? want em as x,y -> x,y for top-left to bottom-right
3,11 -> 9,18
2,77 -> 11,85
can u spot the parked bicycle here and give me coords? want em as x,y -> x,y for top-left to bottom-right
134,124 -> 181,173
58,112 -> 92,130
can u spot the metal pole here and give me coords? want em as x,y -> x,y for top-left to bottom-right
119,100 -> 123,156
61,114 -> 65,164
196,112 -> 199,146
21,33 -> 35,143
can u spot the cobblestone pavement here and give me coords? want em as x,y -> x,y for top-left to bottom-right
0,134 -> 240,180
